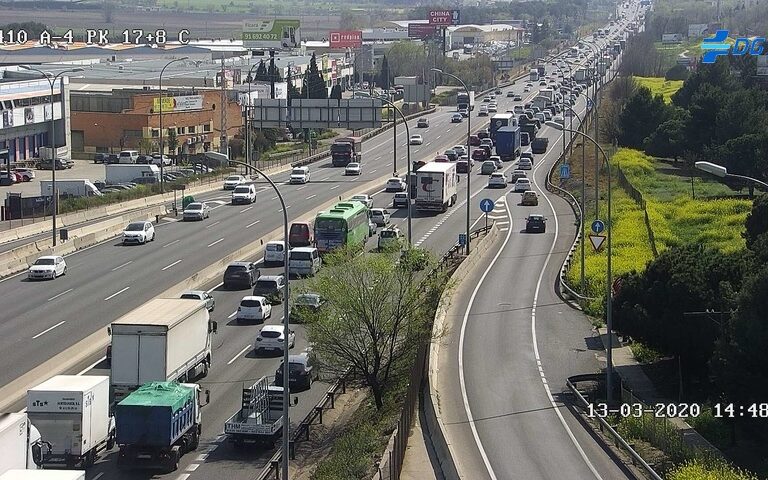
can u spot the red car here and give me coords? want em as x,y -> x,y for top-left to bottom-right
434,155 -> 449,163
469,135 -> 481,146
471,149 -> 488,161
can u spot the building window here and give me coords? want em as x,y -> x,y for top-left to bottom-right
203,123 -> 211,132
188,125 -> 196,134
177,126 -> 185,134
167,127 -> 176,135
151,129 -> 159,137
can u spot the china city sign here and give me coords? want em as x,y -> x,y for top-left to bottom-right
428,9 -> 461,26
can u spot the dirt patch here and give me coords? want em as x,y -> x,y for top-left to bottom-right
289,386 -> 368,480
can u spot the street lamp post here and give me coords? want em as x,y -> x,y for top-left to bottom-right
227,159 -> 291,479
379,98 -> 412,245
431,68 -> 471,253
246,63 -> 259,173
583,41 -> 603,218
564,105 -> 587,298
694,161 -> 768,190
548,121 -> 614,403
20,66 -> 83,247
159,57 -> 189,193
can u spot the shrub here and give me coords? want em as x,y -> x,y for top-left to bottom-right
688,409 -> 733,450
666,65 -> 690,81
311,423 -> 379,480
667,458 -> 758,480
630,342 -> 662,363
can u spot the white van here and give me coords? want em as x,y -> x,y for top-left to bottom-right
290,166 -> 311,184
288,247 -> 321,276
264,241 -> 286,265
231,184 -> 257,204
118,150 -> 139,164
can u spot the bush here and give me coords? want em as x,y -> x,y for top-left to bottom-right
311,423 -> 379,480
666,65 -> 690,81
667,458 -> 758,480
630,342 -> 662,363
688,409 -> 733,450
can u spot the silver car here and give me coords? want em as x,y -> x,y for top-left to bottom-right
183,202 -> 211,221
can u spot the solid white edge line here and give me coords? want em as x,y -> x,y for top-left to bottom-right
529,112 -> 604,480
457,195 -> 512,480
32,321 -> 66,339
227,345 -> 251,365
78,356 -> 107,375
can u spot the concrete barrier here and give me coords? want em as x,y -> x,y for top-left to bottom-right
424,223 -> 500,479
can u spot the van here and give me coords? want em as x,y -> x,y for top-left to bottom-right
264,241 -> 286,265
289,221 -> 314,247
288,247 -> 322,276
231,184 -> 257,204
118,150 -> 139,164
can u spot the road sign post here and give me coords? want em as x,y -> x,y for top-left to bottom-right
479,198 -> 494,232
589,234 -> 606,252
591,219 -> 605,234
560,163 -> 571,180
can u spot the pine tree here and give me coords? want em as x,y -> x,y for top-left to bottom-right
255,60 -> 268,81
301,53 -> 328,99
330,84 -> 342,100
378,55 -> 391,90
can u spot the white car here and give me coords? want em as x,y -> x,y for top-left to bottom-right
386,177 -> 407,192
13,168 -> 35,181
231,184 -> 257,204
264,240 -> 286,265
151,153 -> 172,166
553,115 -> 565,126
290,166 -> 311,184
349,194 -> 373,208
515,178 -> 532,192
370,208 -> 391,226
518,158 -> 533,170
224,175 -> 247,190
122,220 -> 155,245
238,296 -> 272,323
453,145 -> 467,156
345,162 -> 362,175
478,105 -> 489,116
524,86 -> 531,92
514,105 -> 524,114
488,103 -> 498,113
183,202 -> 211,221
254,324 -> 295,354
180,290 -> 216,312
488,172 -> 507,188
451,113 -> 463,123
409,134 -> 424,145
28,255 -> 67,280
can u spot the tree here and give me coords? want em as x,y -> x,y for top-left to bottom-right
644,107 -> 689,161
302,247 -> 441,409
617,86 -> 670,149
385,41 -> 428,78
664,65 -> 689,81
743,195 -> 768,250
329,84 -> 342,100
378,55 -> 391,90
301,53 -> 327,99
286,71 -> 302,100
166,129 -> 178,157
137,137 -> 154,155
719,133 -> 768,196
254,60 -> 268,82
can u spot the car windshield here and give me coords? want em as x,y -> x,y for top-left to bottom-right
226,176 -> 242,181
316,218 -> 345,232
186,203 -> 202,211
292,251 -> 312,260
381,230 -> 397,238
255,280 -> 278,290
226,266 -> 247,274
34,258 -> 55,265
260,330 -> 282,338
234,186 -> 250,193
125,223 -> 144,231
241,299 -> 262,308
292,169 -> 305,175
350,196 -> 367,201
347,163 -> 360,169
266,243 -> 283,251
181,294 -> 201,300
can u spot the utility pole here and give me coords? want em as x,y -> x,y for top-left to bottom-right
269,49 -> 276,99
219,57 -> 228,155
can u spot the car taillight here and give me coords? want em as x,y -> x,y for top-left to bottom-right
256,337 -> 262,341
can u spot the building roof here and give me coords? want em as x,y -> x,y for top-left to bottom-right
448,24 -> 525,33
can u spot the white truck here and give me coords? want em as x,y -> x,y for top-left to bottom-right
574,68 -> 588,83
456,91 -> 475,112
26,375 -> 115,469
529,69 -> 539,81
414,162 -> 458,212
224,376 -> 285,447
105,164 -> 160,185
40,180 -> 102,198
108,298 -> 218,404
0,413 -> 40,474
0,471 -> 85,480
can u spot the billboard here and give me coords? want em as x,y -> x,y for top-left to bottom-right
408,23 -> 440,39
153,95 -> 204,112
661,33 -> 683,44
688,23 -> 709,38
243,19 -> 300,49
329,31 -> 362,48
428,9 -> 461,25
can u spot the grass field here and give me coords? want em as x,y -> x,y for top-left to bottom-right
633,76 -> 684,103
567,149 -> 751,313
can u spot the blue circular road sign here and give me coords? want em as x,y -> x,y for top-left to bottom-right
480,198 -> 495,213
591,219 -> 605,234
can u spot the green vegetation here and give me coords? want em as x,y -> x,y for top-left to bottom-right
688,409 -> 733,451
633,76 -> 684,104
630,342 -> 662,364
667,459 -> 759,480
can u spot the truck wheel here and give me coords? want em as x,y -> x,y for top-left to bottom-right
107,435 -> 116,451
167,447 -> 181,472
201,360 -> 209,378
190,429 -> 200,451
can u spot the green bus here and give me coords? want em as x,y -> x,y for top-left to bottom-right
314,201 -> 369,254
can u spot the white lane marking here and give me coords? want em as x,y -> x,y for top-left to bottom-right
176,474 -> 190,480
161,259 -> 182,271
195,454 -> 208,462
104,286 -> 130,301
227,310 -> 238,319
111,260 -> 133,271
456,198 -> 512,480
186,464 -> 200,472
246,220 -> 260,228
297,185 -> 307,190
271,196 -> 278,200
92,473 -> 104,480
227,345 -> 251,365
47,288 -> 73,302
240,206 -> 254,213
529,138 -> 604,479
370,169 -> 377,174
330,185 -> 339,190
206,282 -> 224,294
78,356 -> 106,375
205,221 -> 221,229
207,238 -> 224,248
306,194 -> 317,200
33,321 -> 66,339
162,239 -> 180,248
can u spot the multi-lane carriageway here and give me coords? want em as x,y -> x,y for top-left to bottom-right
1,33 -> 628,479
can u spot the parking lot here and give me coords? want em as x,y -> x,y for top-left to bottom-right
1,159 -> 109,197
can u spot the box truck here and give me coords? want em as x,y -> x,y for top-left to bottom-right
40,180 -> 101,198
0,471 -> 85,480
414,162 -> 458,212
495,126 -> 522,161
456,91 -> 475,111
108,298 -> 217,404
105,164 -> 160,185
26,376 -> 115,469
0,413 -> 40,474
330,137 -> 362,166
224,376 -> 284,447
115,382 -> 207,472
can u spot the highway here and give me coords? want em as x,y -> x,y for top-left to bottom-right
434,4 -> 644,479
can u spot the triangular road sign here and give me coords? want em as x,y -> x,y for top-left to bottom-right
589,234 -> 606,252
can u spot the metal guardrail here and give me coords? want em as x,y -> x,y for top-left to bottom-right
254,369 -> 351,480
566,374 -> 663,480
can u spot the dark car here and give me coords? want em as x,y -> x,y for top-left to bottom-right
253,274 -> 287,304
526,214 -> 547,233
93,153 -> 106,164
36,159 -> 69,170
136,155 -> 152,164
469,134 -> 481,146
472,149 -> 488,162
106,154 -> 120,164
476,129 -> 490,140
223,262 -> 259,289
290,293 -> 326,323
274,352 -> 318,390
520,132 -> 531,146
456,160 -> 469,173
443,149 -> 458,161
531,137 -> 549,154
